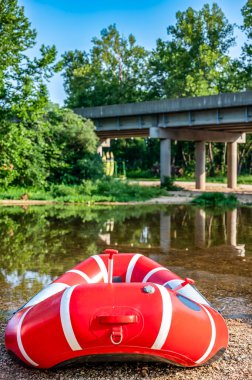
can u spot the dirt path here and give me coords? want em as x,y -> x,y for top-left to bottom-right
131,181 -> 252,205
175,181 -> 252,194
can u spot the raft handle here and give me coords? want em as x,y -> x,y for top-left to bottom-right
98,315 -> 138,324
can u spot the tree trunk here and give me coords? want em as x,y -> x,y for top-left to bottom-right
222,143 -> 227,175
238,142 -> 252,175
208,142 -> 215,176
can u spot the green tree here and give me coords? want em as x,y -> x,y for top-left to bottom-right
148,3 -> 236,98
0,0 -> 57,121
225,0 -> 252,92
42,105 -> 103,184
61,24 -> 149,107
0,0 -> 58,187
0,123 -> 47,187
241,0 -> 252,89
0,104 -> 103,187
241,0 -> 252,61
234,0 -> 252,174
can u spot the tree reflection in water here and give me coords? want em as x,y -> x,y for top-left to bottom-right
0,204 -> 251,315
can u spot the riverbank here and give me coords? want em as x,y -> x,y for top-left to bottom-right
0,318 -> 251,380
0,180 -> 251,206
0,190 -> 251,206
0,180 -> 166,204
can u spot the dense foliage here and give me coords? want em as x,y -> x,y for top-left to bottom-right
41,105 -> 102,185
0,1 -> 251,192
0,0 -> 102,188
241,0 -> 252,88
60,2 -> 251,179
60,24 -> 149,107
0,102 -> 103,188
149,3 -> 236,98
0,0 -> 56,120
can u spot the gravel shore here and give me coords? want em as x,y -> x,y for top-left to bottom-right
0,318 -> 251,380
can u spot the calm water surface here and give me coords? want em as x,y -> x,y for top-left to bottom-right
0,204 -> 251,321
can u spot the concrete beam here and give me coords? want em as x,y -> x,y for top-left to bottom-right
150,127 -> 246,143
160,139 -> 171,183
75,91 -> 252,119
227,142 -> 238,189
195,141 -> 206,190
94,110 -> 252,133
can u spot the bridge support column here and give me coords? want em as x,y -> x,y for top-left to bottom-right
160,139 -> 171,184
195,141 -> 206,190
227,142 -> 237,189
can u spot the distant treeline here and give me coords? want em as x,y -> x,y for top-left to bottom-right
0,1 -> 251,188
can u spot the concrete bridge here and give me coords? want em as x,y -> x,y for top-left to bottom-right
75,92 -> 252,190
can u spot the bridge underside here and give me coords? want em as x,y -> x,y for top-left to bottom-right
96,126 -> 247,142
97,128 -> 149,139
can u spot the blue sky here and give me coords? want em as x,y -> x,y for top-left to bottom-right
19,0 -> 247,105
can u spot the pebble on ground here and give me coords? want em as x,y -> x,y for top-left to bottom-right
0,318 -> 251,380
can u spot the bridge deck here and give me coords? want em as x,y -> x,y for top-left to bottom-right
75,92 -> 252,137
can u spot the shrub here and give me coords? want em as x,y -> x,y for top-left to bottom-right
161,176 -> 181,191
192,192 -> 239,207
50,184 -> 78,198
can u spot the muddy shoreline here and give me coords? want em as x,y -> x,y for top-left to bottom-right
0,318 -> 251,380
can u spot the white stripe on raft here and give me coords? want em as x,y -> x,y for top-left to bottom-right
25,282 -> 69,307
90,273 -> 104,283
195,305 -> 216,364
17,307 -> 39,367
142,267 -> 168,283
66,269 -> 91,283
151,284 -> 172,350
60,286 -> 82,351
92,255 -> 108,283
125,254 -> 142,283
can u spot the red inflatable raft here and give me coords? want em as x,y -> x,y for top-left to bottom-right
5,250 -> 228,368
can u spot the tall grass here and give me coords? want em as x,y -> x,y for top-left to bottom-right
0,178 -> 167,203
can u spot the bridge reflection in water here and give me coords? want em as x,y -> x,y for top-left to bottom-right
194,208 -> 245,256
99,207 -> 246,256
0,205 -> 250,317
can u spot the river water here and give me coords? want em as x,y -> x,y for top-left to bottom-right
0,204 -> 251,321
